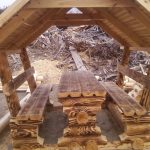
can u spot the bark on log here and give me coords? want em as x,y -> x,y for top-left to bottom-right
0,52 -> 20,117
20,48 -> 36,93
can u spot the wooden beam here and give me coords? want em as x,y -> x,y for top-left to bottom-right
0,0 -> 30,28
49,19 -> 97,25
118,64 -> 150,89
3,67 -> 35,96
135,0 -> 150,12
0,9 -> 36,45
0,52 -> 20,117
20,48 -> 37,93
120,46 -> 150,53
98,9 -> 145,47
69,46 -> 87,71
116,47 -> 130,87
28,0 -> 135,8
51,14 -> 105,20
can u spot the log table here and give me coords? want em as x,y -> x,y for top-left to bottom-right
58,71 -> 107,148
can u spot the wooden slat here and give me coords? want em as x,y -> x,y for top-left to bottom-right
126,8 -> 150,31
69,46 -> 87,71
17,84 -> 51,121
0,0 -> 30,28
98,9 -> 145,47
3,67 -> 35,96
135,0 -> 150,12
28,0 -> 135,8
59,71 -> 81,98
116,47 -> 130,87
59,71 -> 106,98
58,71 -> 71,98
102,82 -> 146,116
118,64 -> 150,89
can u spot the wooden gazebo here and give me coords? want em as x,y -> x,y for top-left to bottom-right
0,0 -> 150,149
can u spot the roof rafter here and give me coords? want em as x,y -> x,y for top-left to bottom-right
28,0 -> 135,8
98,9 -> 146,47
135,0 -> 150,12
0,0 -> 30,28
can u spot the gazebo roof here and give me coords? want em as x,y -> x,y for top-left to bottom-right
0,0 -> 150,52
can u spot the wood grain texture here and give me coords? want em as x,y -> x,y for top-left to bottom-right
28,0 -> 135,8
63,126 -> 101,137
58,71 -> 106,98
0,52 -> 20,117
3,67 -> 35,96
17,84 -> 52,121
20,48 -> 37,93
103,82 -> 146,116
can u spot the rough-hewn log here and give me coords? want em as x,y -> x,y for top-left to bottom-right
20,48 -> 36,93
116,47 -> 130,87
103,82 -> 146,116
126,123 -> 150,136
0,52 -> 20,117
63,126 -> 101,137
85,140 -> 98,150
3,67 -> 35,96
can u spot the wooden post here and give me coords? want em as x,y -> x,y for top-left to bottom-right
0,52 -> 20,117
140,65 -> 150,111
20,48 -> 36,93
116,47 -> 130,87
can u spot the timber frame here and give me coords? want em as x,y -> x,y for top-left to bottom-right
0,0 -> 150,149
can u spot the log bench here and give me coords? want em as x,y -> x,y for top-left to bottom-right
102,64 -> 150,143
10,84 -> 52,148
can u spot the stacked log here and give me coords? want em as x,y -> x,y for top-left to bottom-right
102,82 -> 150,144
10,119 -> 43,149
58,71 -> 107,148
10,84 -> 51,149
107,102 -> 150,142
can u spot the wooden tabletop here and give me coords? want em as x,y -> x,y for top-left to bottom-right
58,71 -> 106,98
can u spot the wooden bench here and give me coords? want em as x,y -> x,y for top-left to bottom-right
16,84 -> 52,121
102,82 -> 146,117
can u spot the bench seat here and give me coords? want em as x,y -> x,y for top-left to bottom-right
102,82 -> 146,117
16,84 -> 52,121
